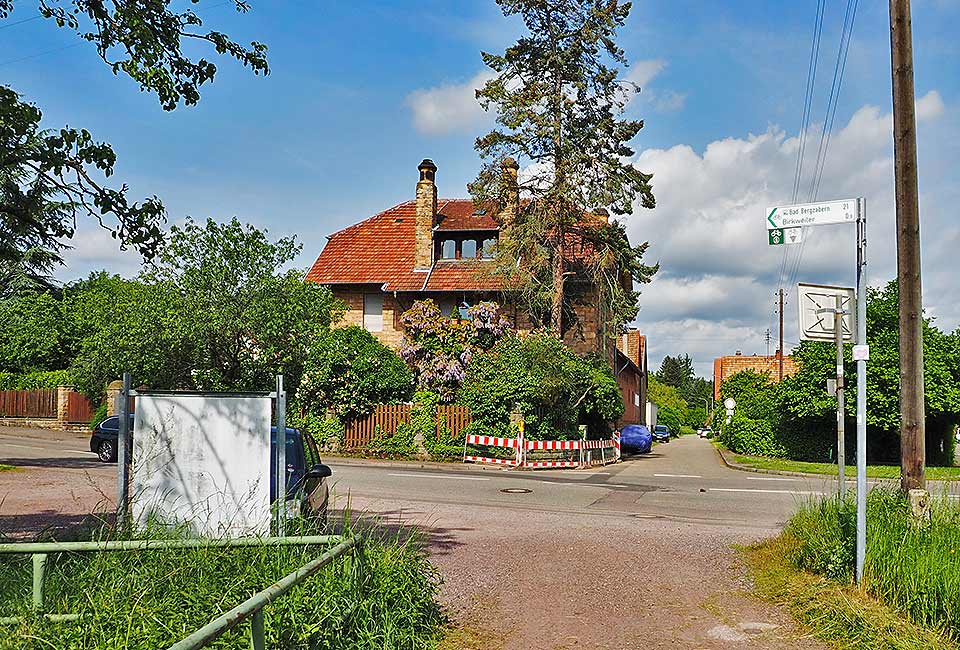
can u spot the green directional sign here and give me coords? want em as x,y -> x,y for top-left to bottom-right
768,228 -> 784,246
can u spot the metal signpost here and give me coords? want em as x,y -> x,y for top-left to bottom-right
768,198 -> 868,583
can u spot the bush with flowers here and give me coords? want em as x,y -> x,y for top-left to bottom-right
399,300 -> 513,402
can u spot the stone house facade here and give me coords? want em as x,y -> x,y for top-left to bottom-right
712,351 -> 799,400
306,159 -> 649,425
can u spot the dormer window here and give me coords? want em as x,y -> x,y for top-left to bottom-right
461,240 -> 478,258
481,238 -> 497,259
441,240 -> 456,259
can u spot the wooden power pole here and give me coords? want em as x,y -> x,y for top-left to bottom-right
889,0 -> 926,491
778,289 -> 784,381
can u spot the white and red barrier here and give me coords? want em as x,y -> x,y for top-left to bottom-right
464,426 -> 622,470
463,433 -> 523,467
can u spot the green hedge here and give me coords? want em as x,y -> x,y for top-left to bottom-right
0,370 -> 73,390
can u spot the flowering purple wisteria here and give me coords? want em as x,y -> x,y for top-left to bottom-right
400,299 -> 513,402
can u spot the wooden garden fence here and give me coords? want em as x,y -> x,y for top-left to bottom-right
343,403 -> 472,449
0,390 -> 57,419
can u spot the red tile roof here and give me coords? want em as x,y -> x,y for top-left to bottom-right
305,200 -> 503,292
305,198 -> 615,293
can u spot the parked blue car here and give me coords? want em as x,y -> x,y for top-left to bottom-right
619,424 -> 652,454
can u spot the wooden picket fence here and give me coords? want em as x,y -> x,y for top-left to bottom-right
343,403 -> 473,449
343,404 -> 411,449
0,390 -> 57,418
437,404 -> 471,438
66,391 -> 96,423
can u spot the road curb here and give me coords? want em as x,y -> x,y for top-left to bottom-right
322,455 -> 510,473
713,445 -> 828,479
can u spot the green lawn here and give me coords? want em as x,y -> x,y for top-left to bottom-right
730,452 -> 960,480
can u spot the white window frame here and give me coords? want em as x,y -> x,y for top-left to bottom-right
363,293 -> 384,332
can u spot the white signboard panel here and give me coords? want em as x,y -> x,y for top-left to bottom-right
797,283 -> 856,342
133,394 -> 272,537
767,199 -> 857,230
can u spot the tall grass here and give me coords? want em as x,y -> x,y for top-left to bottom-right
787,488 -> 960,640
0,516 -> 446,649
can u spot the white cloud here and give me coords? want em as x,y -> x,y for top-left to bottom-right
625,59 -> 666,87
627,90 -> 956,378
54,219 -> 143,282
624,59 -> 686,113
406,70 -> 495,136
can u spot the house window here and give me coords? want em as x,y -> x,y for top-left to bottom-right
441,240 -> 456,259
461,240 -> 478,258
481,238 -> 497,258
438,298 -> 457,319
363,294 -> 383,332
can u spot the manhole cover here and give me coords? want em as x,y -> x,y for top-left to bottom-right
500,488 -> 532,494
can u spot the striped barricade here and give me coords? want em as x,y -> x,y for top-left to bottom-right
522,438 -> 582,469
463,434 -> 524,467
580,438 -> 618,467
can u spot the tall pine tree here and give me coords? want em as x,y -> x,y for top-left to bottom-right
470,0 -> 657,337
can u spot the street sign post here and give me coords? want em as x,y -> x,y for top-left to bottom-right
766,199 -> 857,230
767,197 -> 867,583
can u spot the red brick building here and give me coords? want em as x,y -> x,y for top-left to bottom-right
712,351 -> 798,400
306,158 -> 649,425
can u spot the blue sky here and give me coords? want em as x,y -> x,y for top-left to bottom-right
3,1 -> 959,375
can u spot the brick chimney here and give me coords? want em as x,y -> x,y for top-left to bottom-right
415,158 -> 438,270
617,328 -> 644,370
499,157 -> 519,229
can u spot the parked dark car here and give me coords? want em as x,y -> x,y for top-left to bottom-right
271,427 -> 331,520
619,424 -> 652,454
89,414 -> 135,462
89,418 -> 330,519
652,424 -> 671,443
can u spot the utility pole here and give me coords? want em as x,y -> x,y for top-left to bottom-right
778,289 -> 785,381
889,0 -> 925,491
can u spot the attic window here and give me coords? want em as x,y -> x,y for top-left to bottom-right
394,218 -> 404,223
473,209 -> 487,216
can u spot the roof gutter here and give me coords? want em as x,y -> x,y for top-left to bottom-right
420,261 -> 436,291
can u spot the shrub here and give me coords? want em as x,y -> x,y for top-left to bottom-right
298,326 -> 412,421
89,404 -> 108,430
399,300 -> 512,402
460,333 -> 623,439
722,412 -> 788,457
0,370 -> 73,390
288,409 -> 344,451
367,424 -> 417,458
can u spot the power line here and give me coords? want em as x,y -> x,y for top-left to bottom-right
785,0 -> 860,293
0,42 -> 82,67
0,14 -> 42,31
778,0 -> 826,297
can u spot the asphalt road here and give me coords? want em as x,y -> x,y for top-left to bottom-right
0,430 -> 889,648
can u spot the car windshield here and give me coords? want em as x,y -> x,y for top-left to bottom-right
654,425 -> 668,432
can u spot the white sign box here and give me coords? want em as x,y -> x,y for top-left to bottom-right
797,283 -> 856,343
133,393 -> 272,537
767,199 -> 857,230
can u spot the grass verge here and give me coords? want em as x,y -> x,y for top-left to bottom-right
744,534 -> 960,650
0,465 -> 15,472
0,517 -> 446,649
729,452 -> 960,480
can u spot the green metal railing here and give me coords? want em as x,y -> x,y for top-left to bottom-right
0,534 -> 360,649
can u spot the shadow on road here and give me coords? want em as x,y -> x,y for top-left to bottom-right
331,508 -> 470,556
0,456 -> 106,471
0,510 -> 115,541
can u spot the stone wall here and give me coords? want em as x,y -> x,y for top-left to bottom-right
331,287 -> 406,349
713,352 -> 799,399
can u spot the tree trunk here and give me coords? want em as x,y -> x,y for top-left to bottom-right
551,228 -> 565,334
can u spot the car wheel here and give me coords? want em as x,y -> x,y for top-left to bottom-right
97,440 -> 116,463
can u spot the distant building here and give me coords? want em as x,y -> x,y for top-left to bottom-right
713,351 -> 798,400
